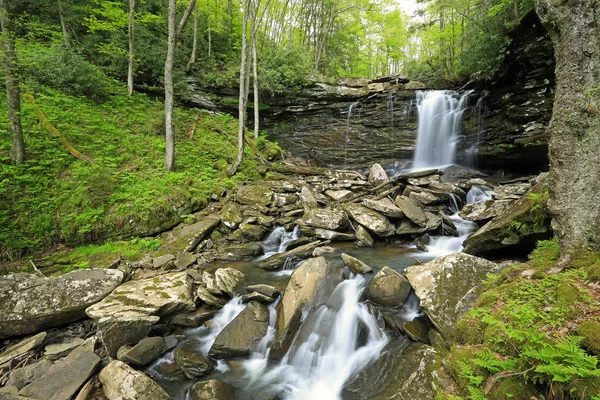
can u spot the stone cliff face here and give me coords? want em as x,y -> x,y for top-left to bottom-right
184,12 -> 554,174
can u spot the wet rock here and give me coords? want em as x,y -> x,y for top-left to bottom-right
209,301 -> 269,359
238,223 -> 269,241
362,198 -> 404,218
301,208 -> 350,231
314,228 -> 356,241
394,196 -> 428,227
313,245 -> 337,257
6,359 -> 53,390
19,350 -> 101,400
174,341 -> 215,379
343,341 -> 454,400
247,284 -> 280,299
215,268 -> 246,296
187,379 -> 235,400
153,254 -> 175,269
299,186 -> 319,209
325,189 -> 354,202
43,338 -> 84,360
402,317 -> 430,344
97,315 -> 158,358
202,271 -> 222,295
196,286 -> 227,307
99,360 -> 170,400
365,266 -> 411,308
222,243 -> 262,258
86,272 -> 195,320
271,257 -> 329,358
175,252 -> 197,270
0,269 -> 124,339
356,225 -> 375,247
236,185 -> 273,206
405,253 -> 504,340
0,333 -> 47,368
221,202 -> 243,229
241,292 -> 275,303
343,204 -> 395,237
463,176 -> 550,257
285,237 -> 312,251
368,163 -> 389,186
119,336 -> 170,367
395,220 -> 428,236
459,199 -> 513,222
169,306 -> 219,327
341,254 -> 373,274
258,241 -> 323,270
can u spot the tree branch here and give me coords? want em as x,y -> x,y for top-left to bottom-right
176,0 -> 197,38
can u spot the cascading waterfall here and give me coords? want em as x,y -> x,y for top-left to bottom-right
419,185 -> 493,257
241,274 -> 388,400
345,101 -> 360,168
413,90 -> 472,170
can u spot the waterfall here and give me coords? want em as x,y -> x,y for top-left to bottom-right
345,102 -> 360,168
241,274 -> 388,400
413,90 -> 471,170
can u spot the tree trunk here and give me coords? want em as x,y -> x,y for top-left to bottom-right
228,0 -> 250,176
127,0 -> 135,96
58,0 -> 69,45
252,24 -> 259,139
536,0 -> 600,261
207,0 -> 212,59
164,0 -> 176,171
0,0 -> 24,164
187,8 -> 198,71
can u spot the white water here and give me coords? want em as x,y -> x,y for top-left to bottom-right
241,274 -> 388,400
259,226 -> 300,260
197,296 -> 246,354
413,90 -> 472,169
418,186 -> 493,257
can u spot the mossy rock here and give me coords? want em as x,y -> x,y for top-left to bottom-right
444,345 -> 486,385
586,261 -> 600,282
577,320 -> 600,356
488,376 -> 539,400
567,248 -> 599,269
455,316 -> 486,345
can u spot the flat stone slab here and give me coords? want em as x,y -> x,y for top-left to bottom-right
0,269 -> 124,339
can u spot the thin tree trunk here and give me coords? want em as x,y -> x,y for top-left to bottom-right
0,0 -> 24,164
58,0 -> 69,45
536,0 -> 600,263
228,0 -> 250,176
207,0 -> 212,59
252,34 -> 259,139
165,0 -> 197,171
227,0 -> 232,42
187,6 -> 198,71
164,0 -> 176,171
127,0 -> 135,96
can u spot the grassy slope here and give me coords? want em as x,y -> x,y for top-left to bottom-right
0,86 -> 279,261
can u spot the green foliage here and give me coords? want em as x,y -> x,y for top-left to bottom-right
448,242 -> 600,399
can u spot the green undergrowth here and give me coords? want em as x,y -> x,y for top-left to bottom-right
444,238 -> 600,400
0,85 -> 282,261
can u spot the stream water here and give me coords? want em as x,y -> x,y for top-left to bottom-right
149,90 -> 491,399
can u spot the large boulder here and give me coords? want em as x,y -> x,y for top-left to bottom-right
343,204 -> 395,237
394,196 -> 428,227
19,348 -> 101,400
0,269 -> 124,338
301,208 -> 350,231
160,215 -> 221,253
97,315 -> 158,358
86,271 -> 195,320
405,253 -> 503,340
271,257 -> 329,358
258,241 -> 323,270
209,301 -> 269,359
364,266 -> 411,308
343,342 -> 455,400
99,360 -> 170,400
462,177 -> 551,257
368,163 -> 389,186
362,198 -> 404,218
214,268 -> 246,297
